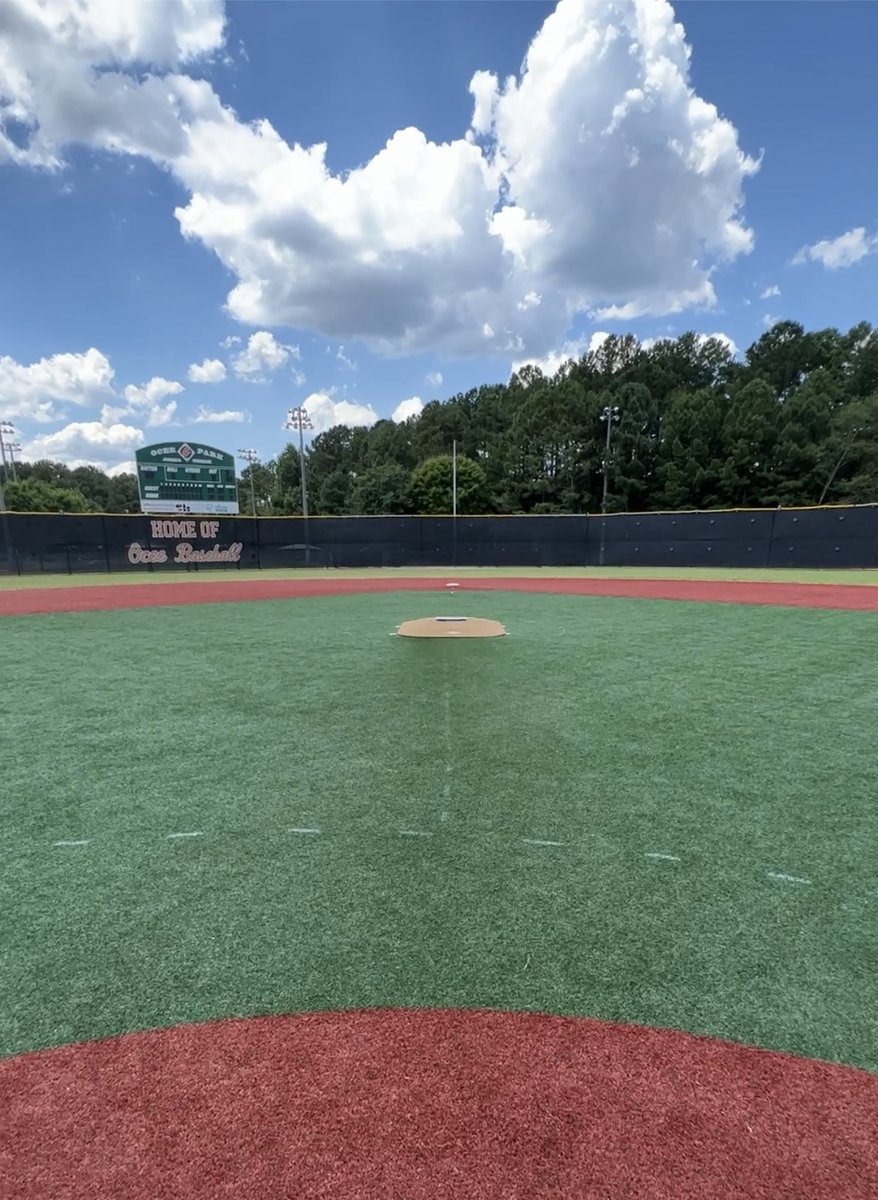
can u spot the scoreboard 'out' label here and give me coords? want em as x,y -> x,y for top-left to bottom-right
135,443 -> 240,515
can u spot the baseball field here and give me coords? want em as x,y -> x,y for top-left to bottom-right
2,567 -> 877,1198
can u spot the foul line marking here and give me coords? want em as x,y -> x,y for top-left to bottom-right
442,668 -> 453,807
37,827 -> 819,898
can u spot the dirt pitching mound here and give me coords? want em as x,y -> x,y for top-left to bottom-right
397,615 -> 507,638
3,1008 -> 876,1199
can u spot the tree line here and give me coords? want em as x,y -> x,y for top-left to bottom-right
4,321 -> 877,516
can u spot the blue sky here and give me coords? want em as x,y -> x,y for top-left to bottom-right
1,0 -> 876,474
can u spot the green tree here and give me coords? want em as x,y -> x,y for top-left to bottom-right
349,464 -> 412,514
5,477 -> 93,512
271,444 -> 304,513
410,455 -> 489,514
656,388 -> 728,509
238,462 -> 275,515
106,473 -> 140,513
817,395 -> 878,503
69,466 -> 111,509
315,469 -> 352,515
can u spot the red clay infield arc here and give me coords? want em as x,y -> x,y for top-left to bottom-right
3,1009 -> 877,1200
2,574 -> 878,616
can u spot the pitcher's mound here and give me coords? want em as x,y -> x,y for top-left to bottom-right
397,616 -> 506,638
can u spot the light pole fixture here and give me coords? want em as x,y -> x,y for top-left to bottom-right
0,422 -> 14,570
0,421 -> 14,480
285,406 -> 315,565
7,444 -> 21,482
237,448 -> 260,519
600,405 -> 621,515
284,407 -> 314,518
598,405 -> 621,568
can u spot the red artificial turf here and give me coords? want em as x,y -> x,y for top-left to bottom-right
2,1009 -> 876,1200
2,574 -> 878,616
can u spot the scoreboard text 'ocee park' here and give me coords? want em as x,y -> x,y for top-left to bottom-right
135,443 -> 240,515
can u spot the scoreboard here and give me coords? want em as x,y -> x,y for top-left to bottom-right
135,442 -> 240,515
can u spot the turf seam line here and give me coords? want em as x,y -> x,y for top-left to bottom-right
646,852 -> 680,861
52,839 -> 89,846
398,829 -> 432,837
767,871 -> 811,885
287,827 -> 321,835
522,838 -> 565,847
166,832 -> 204,839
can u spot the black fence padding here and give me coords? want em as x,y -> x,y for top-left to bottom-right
0,507 -> 876,574
772,506 -> 878,541
597,539 -> 773,569
770,538 -> 878,569
595,509 -> 776,543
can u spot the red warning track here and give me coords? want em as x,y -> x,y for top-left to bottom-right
3,1009 -> 876,1199
2,574 -> 878,615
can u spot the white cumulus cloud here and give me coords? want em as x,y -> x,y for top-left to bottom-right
759,284 -> 780,298
1,0 -> 758,358
0,0 -> 226,168
0,347 -> 115,421
193,406 -> 247,423
792,227 -> 878,270
120,376 -> 183,426
23,420 -> 144,469
187,357 -> 227,383
640,330 -> 737,356
696,331 -> 738,356
426,371 -> 444,388
233,330 -> 300,377
512,331 -> 610,377
302,391 -> 378,434
392,397 -> 424,423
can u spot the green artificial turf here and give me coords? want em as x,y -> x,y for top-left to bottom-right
2,592 -> 877,1071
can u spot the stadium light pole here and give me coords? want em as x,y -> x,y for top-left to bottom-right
0,421 -> 14,481
452,438 -> 458,517
0,423 -> 14,573
598,405 -> 621,567
451,438 -> 459,567
285,406 -> 315,564
237,448 -> 260,519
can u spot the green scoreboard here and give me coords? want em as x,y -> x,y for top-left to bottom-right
135,442 -> 240,515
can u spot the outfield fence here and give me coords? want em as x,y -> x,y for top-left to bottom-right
0,506 -> 877,575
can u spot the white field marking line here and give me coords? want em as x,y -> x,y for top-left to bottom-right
645,853 -> 680,862
288,827 -> 321,835
767,871 -> 811,885
442,663 -> 453,804
399,829 -> 432,837
167,831 -> 203,839
53,839 -> 89,847
523,838 -> 565,847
